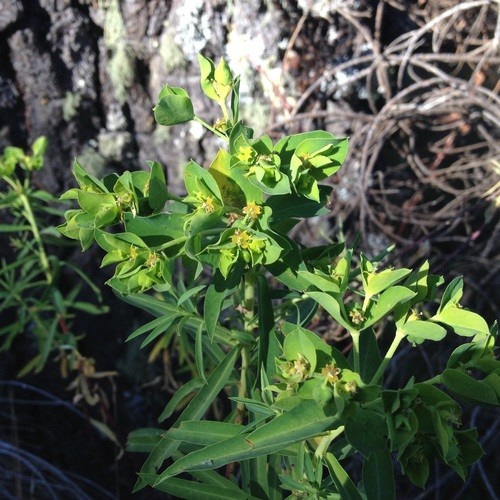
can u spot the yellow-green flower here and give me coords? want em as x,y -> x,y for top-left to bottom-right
349,309 -> 365,326
237,146 -> 255,164
243,201 -> 262,220
201,196 -> 215,213
321,363 -> 341,385
289,354 -> 310,381
248,238 -> 265,254
129,245 -> 139,259
231,229 -> 252,249
146,252 -> 160,268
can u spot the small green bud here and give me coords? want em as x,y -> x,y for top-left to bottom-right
213,58 -> 233,101
214,58 -> 233,86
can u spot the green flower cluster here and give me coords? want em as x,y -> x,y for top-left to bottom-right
269,322 -> 362,415
59,160 -> 177,293
60,55 -> 349,293
0,136 -> 47,177
383,382 -> 484,487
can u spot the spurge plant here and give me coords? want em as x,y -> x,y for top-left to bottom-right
59,55 -> 499,499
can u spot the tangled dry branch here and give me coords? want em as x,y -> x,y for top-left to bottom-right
268,0 -> 499,315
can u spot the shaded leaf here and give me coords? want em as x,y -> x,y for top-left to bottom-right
155,399 -> 340,483
362,449 -> 395,500
325,452 -> 363,500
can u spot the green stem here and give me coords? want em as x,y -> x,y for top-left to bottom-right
350,330 -> 360,373
19,192 -> 52,284
369,330 -> 406,385
243,271 -> 255,330
314,426 -> 345,459
219,99 -> 229,121
236,271 -> 255,423
361,293 -> 372,313
156,236 -> 188,252
194,116 -> 228,141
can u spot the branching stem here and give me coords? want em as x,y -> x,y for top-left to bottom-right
194,115 -> 228,141
369,329 -> 406,385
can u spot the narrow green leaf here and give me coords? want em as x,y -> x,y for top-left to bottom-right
17,354 -> 43,378
39,318 -> 58,368
297,269 -> 341,293
70,301 -> 107,315
144,345 -> 240,470
188,465 -> 247,494
158,378 -> 205,422
248,454 -> 269,499
325,452 -> 363,500
123,293 -> 185,318
229,397 -> 275,416
140,317 -> 178,349
362,449 -> 395,500
195,323 -> 207,383
126,313 -> 180,342
178,285 -> 207,307
140,474 -> 247,499
155,399 -> 340,483
167,421 -> 243,446
127,428 -> 164,453
0,224 -> 31,233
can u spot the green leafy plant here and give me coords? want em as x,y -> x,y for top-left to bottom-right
59,55 -> 499,498
0,138 -> 108,383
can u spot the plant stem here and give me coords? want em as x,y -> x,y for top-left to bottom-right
236,271 -> 255,424
156,236 -> 188,252
194,116 -> 228,141
243,271 -> 255,330
350,330 -> 360,373
314,426 -> 345,459
19,192 -> 52,284
219,99 -> 229,121
369,330 -> 406,385
361,294 -> 371,312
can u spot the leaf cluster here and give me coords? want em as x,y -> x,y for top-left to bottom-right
0,138 -> 107,378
